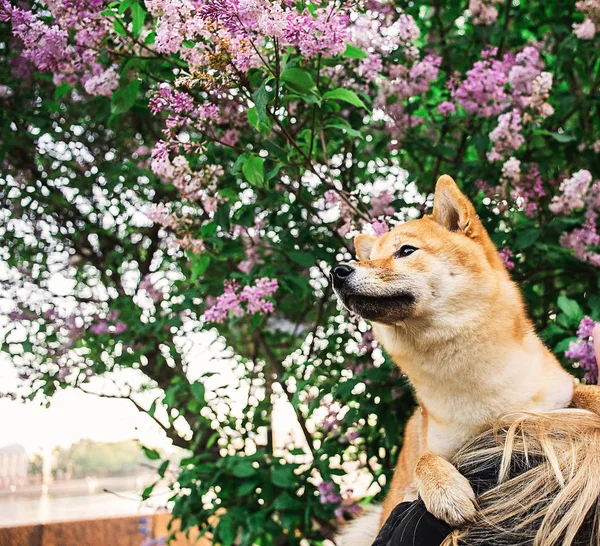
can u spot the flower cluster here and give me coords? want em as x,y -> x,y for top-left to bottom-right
488,109 -> 525,161
202,278 -> 278,323
468,0 -> 503,25
553,172 -> 600,267
550,170 -> 593,215
1,0 -> 115,95
573,0 -> 600,39
451,48 -> 513,118
565,317 -> 599,383
498,247 -> 515,270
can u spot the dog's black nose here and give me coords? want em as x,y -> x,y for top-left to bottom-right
331,264 -> 355,283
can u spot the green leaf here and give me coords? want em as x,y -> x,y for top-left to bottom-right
325,120 -> 363,139
232,153 -> 247,175
274,492 -> 302,510
113,17 -> 127,36
548,132 -> 576,143
130,2 -> 146,36
142,446 -> 160,460
190,381 -> 206,404
118,0 -> 133,14
271,465 -> 295,488
54,83 -> 71,100
190,254 -> 210,281
237,480 -> 258,496
111,79 -> 140,114
323,88 -> 368,110
343,43 -> 368,59
253,82 -> 270,124
514,228 -> 541,250
247,107 -> 258,128
141,483 -> 155,500
280,68 -> 316,94
554,336 -> 577,353
231,459 -> 257,478
158,460 -> 169,478
288,251 -> 314,267
557,295 -> 583,324
216,513 -> 236,546
242,156 -> 265,187
214,202 -> 231,231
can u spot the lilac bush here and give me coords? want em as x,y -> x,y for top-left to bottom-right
2,0 -> 600,543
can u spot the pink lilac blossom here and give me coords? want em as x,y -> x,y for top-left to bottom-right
175,236 -> 205,253
437,101 -> 456,115
2,0 -> 112,94
452,48 -> 513,118
565,316 -> 599,383
149,87 -> 195,115
202,278 -> 278,323
469,0 -> 502,25
387,55 -> 442,100
573,0 -> 600,39
549,169 -> 593,215
511,163 -> 546,218
285,8 -> 348,59
501,157 -> 521,182
560,210 -> 600,267
487,109 -> 525,162
83,66 -> 119,97
574,18 -> 596,39
369,191 -> 395,218
508,46 -> 545,109
371,218 -> 389,236
527,72 -> 554,118
498,246 -> 515,270
145,203 -> 180,229
139,275 -> 164,303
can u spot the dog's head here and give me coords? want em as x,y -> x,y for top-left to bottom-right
331,175 -> 508,326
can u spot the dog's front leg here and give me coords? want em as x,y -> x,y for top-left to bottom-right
414,453 -> 477,527
571,383 -> 600,415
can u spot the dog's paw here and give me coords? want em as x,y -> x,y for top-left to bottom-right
415,455 -> 477,527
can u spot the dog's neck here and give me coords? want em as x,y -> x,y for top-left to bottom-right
372,298 -> 573,430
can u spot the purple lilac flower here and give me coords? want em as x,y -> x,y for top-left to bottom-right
90,321 -> 110,335
437,101 -> 456,115
565,316 -> 599,384
317,481 -> 342,505
452,47 -> 513,118
550,170 -> 593,215
371,218 -> 389,236
202,278 -> 278,323
487,109 -> 525,162
149,87 -> 195,115
498,247 -> 515,270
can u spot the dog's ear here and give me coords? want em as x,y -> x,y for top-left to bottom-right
431,175 -> 477,235
354,234 -> 376,261
432,175 -> 506,270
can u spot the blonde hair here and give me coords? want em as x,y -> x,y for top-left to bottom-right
441,409 -> 600,546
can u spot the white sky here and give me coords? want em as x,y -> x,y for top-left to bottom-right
0,354 -> 173,454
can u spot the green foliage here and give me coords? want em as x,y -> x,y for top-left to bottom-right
1,0 -> 600,545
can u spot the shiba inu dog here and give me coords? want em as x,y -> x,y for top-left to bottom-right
331,175 -> 600,542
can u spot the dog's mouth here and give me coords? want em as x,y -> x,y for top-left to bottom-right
343,292 -> 415,323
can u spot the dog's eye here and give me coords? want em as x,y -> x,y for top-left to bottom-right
395,245 -> 418,258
